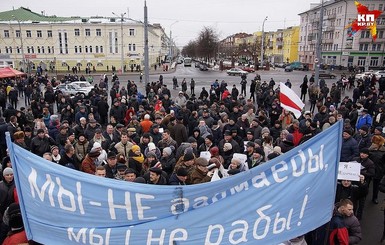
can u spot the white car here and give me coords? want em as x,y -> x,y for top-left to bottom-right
355,71 -> 373,80
373,71 -> 385,80
54,83 -> 93,97
71,81 -> 94,91
226,68 -> 248,76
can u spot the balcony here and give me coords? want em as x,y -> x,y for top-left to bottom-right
276,45 -> 283,49
323,38 -> 334,44
359,37 -> 374,42
325,26 -> 335,32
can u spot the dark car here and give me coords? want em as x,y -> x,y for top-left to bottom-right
199,64 -> 208,71
313,70 -> 337,79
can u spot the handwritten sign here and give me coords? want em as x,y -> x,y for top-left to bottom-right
337,161 -> 361,181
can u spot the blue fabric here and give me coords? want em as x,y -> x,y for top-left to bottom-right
6,121 -> 343,245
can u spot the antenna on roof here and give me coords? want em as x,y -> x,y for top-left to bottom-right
127,7 -> 129,19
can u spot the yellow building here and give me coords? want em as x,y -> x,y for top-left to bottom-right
0,7 -> 169,72
283,26 -> 300,63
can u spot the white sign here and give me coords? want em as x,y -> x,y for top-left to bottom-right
200,151 -> 211,161
337,161 -> 361,181
232,153 -> 248,165
314,58 -> 319,63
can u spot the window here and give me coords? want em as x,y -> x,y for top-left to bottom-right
37,46 -> 41,54
17,46 -> 20,54
379,4 -> 384,11
47,30 -> 52,37
359,43 -> 369,51
370,57 -> 379,67
132,44 -> 136,51
89,46 -> 92,53
79,46 -> 82,53
16,30 -> 20,38
100,46 -> 103,53
4,30 -> 9,38
5,47 -> 12,53
358,57 -> 366,66
129,28 -> 135,36
37,30 -> 42,38
128,44 -> 131,51
85,29 -> 90,36
373,44 -> 382,51
85,46 -> 88,53
74,46 -> 78,53
96,29 -> 101,36
27,46 -> 31,53
379,31 -> 384,39
75,29 -> 80,36
26,30 -> 31,37
41,46 -> 45,53
48,46 -> 51,54
377,18 -> 385,25
95,46 -> 99,53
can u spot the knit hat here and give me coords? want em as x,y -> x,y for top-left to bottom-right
163,147 -> 172,156
285,134 -> 294,142
149,167 -> 162,175
7,203 -> 23,229
50,145 -> 59,152
148,142 -> 156,151
261,127 -> 270,135
93,142 -> 102,149
359,125 -> 369,133
343,129 -> 353,136
184,152 -> 195,161
107,151 -> 117,159
273,146 -> 282,155
223,143 -> 232,151
37,128 -> 45,134
188,137 -> 197,143
146,151 -> 157,159
117,163 -> 127,170
205,134 -> 213,142
195,157 -> 208,167
3,167 -> 13,176
360,148 -> 369,155
267,152 -> 280,160
132,145 -> 141,153
177,167 -> 188,177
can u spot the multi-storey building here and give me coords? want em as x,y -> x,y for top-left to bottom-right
299,0 -> 385,70
0,7 -> 169,72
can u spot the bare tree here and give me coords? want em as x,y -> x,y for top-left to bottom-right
196,27 -> 219,63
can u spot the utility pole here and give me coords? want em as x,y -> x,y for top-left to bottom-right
169,21 -> 178,62
12,15 -> 25,72
112,12 -> 126,74
261,16 -> 268,68
315,0 -> 324,86
144,1 -> 149,84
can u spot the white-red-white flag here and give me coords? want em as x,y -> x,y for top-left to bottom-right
279,82 -> 305,118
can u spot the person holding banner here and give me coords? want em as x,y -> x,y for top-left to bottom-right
187,157 -> 213,185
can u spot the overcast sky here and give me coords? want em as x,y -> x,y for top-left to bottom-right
1,0 -> 320,47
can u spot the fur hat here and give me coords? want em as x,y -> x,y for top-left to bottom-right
223,143 -> 233,151
13,131 -> 25,140
285,134 -> 294,142
372,135 -> 385,146
195,157 -> 208,167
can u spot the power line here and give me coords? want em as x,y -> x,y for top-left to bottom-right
150,17 -> 299,24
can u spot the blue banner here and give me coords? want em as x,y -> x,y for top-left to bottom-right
6,121 -> 342,245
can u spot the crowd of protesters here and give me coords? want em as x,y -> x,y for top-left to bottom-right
0,69 -> 384,244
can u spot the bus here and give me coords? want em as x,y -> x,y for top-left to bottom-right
184,57 -> 192,67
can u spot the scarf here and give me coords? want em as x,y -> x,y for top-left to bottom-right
132,154 -> 145,164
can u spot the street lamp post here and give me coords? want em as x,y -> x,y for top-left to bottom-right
315,0 -> 324,87
112,12 -> 126,74
12,15 -> 25,72
169,21 -> 179,62
261,16 -> 268,69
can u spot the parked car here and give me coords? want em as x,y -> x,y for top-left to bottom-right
355,71 -> 373,80
199,64 -> 209,71
226,68 -> 248,76
313,70 -> 337,79
284,65 -> 293,72
54,83 -> 92,97
373,70 -> 385,80
240,66 -> 255,73
71,81 -> 94,90
194,62 -> 201,68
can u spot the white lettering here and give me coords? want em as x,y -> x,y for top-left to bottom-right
28,168 -> 55,206
291,151 -> 306,177
253,205 -> 272,239
170,198 -> 189,215
251,172 -> 270,188
307,148 -> 320,173
67,227 -> 87,243
229,220 -> 248,244
273,212 -> 286,234
271,161 -> 288,183
56,177 -> 76,212
89,228 -> 110,245
147,229 -> 165,245
77,182 -> 85,215
125,229 -> 131,245
229,182 -> 249,195
108,189 -> 133,220
205,224 -> 224,245
136,193 -> 156,220
193,196 -> 209,209
169,228 -> 188,244
212,191 -> 227,203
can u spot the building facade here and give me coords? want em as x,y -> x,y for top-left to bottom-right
0,7 -> 169,72
299,0 -> 385,70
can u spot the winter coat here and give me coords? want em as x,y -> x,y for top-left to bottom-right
340,136 -> 359,162
368,145 -> 385,179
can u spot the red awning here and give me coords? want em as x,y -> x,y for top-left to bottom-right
0,67 -> 25,78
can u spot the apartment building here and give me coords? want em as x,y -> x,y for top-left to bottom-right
299,0 -> 385,70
